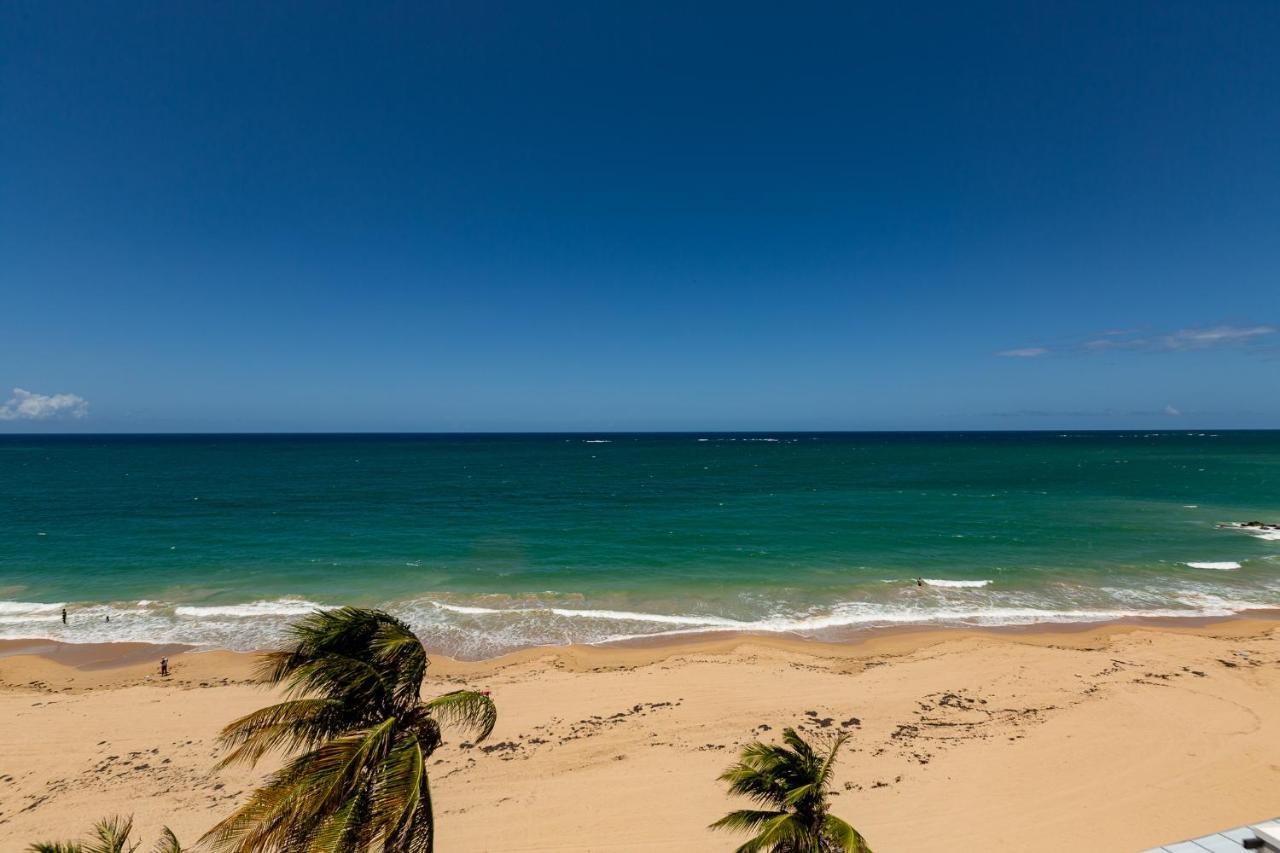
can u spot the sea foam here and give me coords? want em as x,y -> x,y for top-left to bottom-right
1219,522 -> 1280,542
0,600 -> 65,615
0,601 -> 66,623
173,598 -> 328,618
4,583 -> 1278,660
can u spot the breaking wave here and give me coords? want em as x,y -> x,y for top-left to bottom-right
3,582 -> 1276,660
173,599 -> 329,618
1219,522 -> 1280,542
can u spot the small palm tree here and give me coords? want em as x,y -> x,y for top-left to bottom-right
27,815 -> 184,853
711,727 -> 871,853
202,607 -> 497,852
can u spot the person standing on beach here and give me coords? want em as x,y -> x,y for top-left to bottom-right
159,657 -> 169,677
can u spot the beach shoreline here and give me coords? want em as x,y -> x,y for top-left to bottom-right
4,608 -> 1280,670
3,617 -> 1279,851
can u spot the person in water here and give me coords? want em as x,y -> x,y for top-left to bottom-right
916,577 -> 924,587
61,607 -> 67,624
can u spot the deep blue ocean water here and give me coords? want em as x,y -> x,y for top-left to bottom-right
2,432 -> 1277,658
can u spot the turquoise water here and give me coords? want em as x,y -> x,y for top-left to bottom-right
2,432 -> 1278,658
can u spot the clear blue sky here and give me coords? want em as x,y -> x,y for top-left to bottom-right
2,1 -> 1277,432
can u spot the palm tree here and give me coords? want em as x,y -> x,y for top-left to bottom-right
27,815 -> 184,853
711,727 -> 871,853
202,607 -> 497,853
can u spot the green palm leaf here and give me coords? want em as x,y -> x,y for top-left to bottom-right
708,809 -> 787,833
27,817 -> 184,853
215,697 -> 346,768
85,816 -> 139,853
149,828 -> 184,853
203,607 -> 496,852
712,727 -> 873,853
823,814 -> 873,853
421,690 -> 497,743
369,737 -> 426,841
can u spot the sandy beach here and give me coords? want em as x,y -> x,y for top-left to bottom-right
2,619 -> 1278,852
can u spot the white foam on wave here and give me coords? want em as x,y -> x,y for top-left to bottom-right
174,599 -> 329,618
920,579 -> 992,588
1219,523 -> 1280,542
0,601 -> 65,615
0,597 -> 337,650
428,592 -> 1273,642
431,601 -> 743,627
6,583 -> 1279,659
583,440 -> 612,443
1185,561 -> 1242,571
0,600 -> 67,624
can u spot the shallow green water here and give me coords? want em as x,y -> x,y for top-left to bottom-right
1,432 -> 1277,657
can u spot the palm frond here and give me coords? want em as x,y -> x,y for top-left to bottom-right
422,690 -> 497,743
816,731 -> 850,792
369,737 -> 426,842
203,752 -> 334,851
28,819 -> 181,853
369,619 -> 428,706
386,772 -> 433,853
215,697 -> 346,769
149,828 -> 183,853
708,809 -> 786,833
733,812 -> 809,853
208,607 -> 473,853
286,719 -> 399,823
781,727 -> 817,762
716,726 -> 871,853
254,608 -> 402,696
306,785 -> 374,852
86,816 -> 138,853
207,718 -> 399,852
278,652 -> 394,708
824,815 -> 873,853
717,751 -> 791,808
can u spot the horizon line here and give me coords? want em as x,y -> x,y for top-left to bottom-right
0,428 -> 1274,437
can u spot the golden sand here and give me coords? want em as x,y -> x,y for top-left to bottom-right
2,619 -> 1278,852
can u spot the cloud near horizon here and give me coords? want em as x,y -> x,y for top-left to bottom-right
990,406 -> 1186,419
1159,325 -> 1275,350
999,323 -> 1276,359
0,388 -> 90,421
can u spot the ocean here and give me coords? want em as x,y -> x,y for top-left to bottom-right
1,432 -> 1277,659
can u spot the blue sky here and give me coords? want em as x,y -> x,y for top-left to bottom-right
2,1 -> 1277,432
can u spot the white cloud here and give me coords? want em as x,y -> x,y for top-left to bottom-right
998,323 -> 1276,359
1159,325 -> 1276,350
0,388 -> 90,421
1163,404 -> 1181,416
